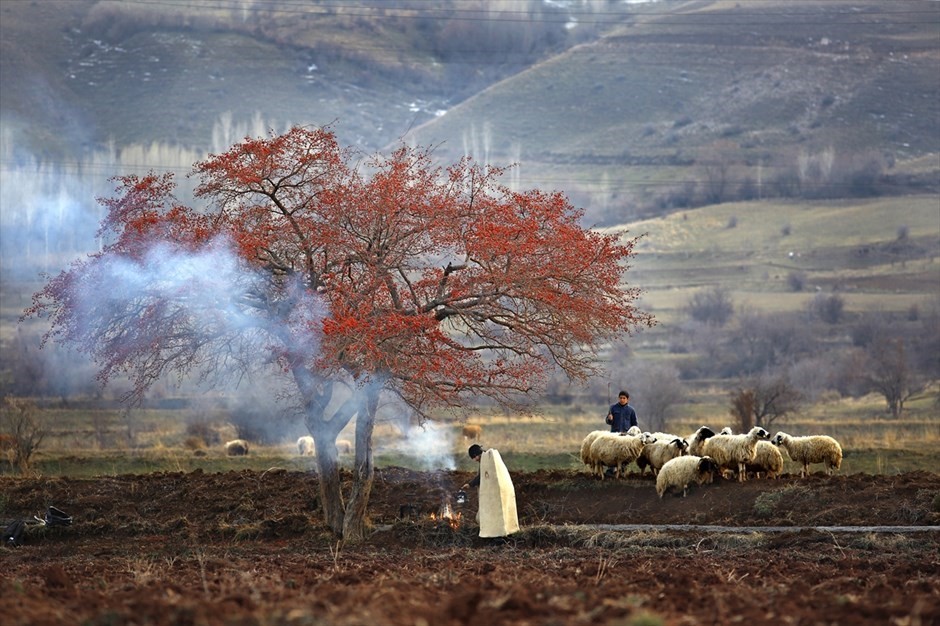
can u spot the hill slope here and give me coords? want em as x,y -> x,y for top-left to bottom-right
403,0 -> 940,223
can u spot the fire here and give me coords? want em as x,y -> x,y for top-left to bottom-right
429,502 -> 462,530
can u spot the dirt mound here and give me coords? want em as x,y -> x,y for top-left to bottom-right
2,469 -> 938,625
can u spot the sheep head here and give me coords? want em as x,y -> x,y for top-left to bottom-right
693,426 -> 715,442
698,456 -> 720,475
749,427 -> 770,440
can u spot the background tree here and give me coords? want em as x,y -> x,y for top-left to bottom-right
729,371 -> 802,431
865,335 -> 918,418
26,126 -> 652,541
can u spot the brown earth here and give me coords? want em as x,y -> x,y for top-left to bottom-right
2,467 -> 938,626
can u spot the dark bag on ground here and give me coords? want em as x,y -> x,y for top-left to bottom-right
4,519 -> 26,547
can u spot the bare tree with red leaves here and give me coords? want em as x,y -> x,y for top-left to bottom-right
26,126 -> 653,540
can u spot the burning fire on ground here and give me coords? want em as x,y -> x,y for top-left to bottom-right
429,501 -> 462,530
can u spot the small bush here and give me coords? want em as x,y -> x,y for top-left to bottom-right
787,271 -> 806,292
809,293 -> 845,325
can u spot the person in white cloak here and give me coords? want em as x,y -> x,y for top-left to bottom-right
461,444 -> 519,538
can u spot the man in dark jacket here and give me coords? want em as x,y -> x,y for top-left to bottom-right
606,390 -> 638,433
461,444 -> 484,490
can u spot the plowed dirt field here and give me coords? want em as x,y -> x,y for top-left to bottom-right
2,468 -> 938,625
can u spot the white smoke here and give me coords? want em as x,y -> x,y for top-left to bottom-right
382,422 -> 457,471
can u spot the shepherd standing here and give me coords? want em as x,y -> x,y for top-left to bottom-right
606,390 -> 638,433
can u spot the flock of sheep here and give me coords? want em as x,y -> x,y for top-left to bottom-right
225,422 -> 842,500
579,425 -> 843,498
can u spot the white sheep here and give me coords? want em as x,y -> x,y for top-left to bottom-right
588,432 -> 656,479
297,435 -> 315,456
656,455 -> 720,498
771,431 -> 843,477
637,436 -> 689,476
225,439 -> 250,456
700,426 -> 770,482
635,431 -> 682,475
580,430 -> 609,468
745,440 -> 784,479
717,428 -> 781,479
579,426 -> 641,472
686,426 -> 716,457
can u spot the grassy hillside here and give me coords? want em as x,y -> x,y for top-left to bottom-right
619,195 -> 939,326
0,0 -> 608,157
403,0 -> 940,222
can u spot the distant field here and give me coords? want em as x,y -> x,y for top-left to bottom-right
8,385 -> 937,479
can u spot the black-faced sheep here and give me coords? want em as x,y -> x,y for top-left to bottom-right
297,435 -> 315,456
656,455 -> 720,498
637,437 -> 689,476
686,426 -> 716,457
588,432 -> 656,479
225,439 -> 250,456
771,431 -> 843,477
700,426 -> 770,482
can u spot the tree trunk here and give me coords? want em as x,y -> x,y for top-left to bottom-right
294,369 -> 361,537
342,384 -> 380,542
311,429 -> 345,533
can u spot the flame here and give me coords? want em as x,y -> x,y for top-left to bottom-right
429,503 -> 462,530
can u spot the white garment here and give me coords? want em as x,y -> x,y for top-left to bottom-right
478,448 -> 520,537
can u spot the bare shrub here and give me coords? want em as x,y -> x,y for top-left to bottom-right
1,396 -> 46,473
808,293 -> 845,324
686,286 -> 734,327
786,271 -> 806,292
